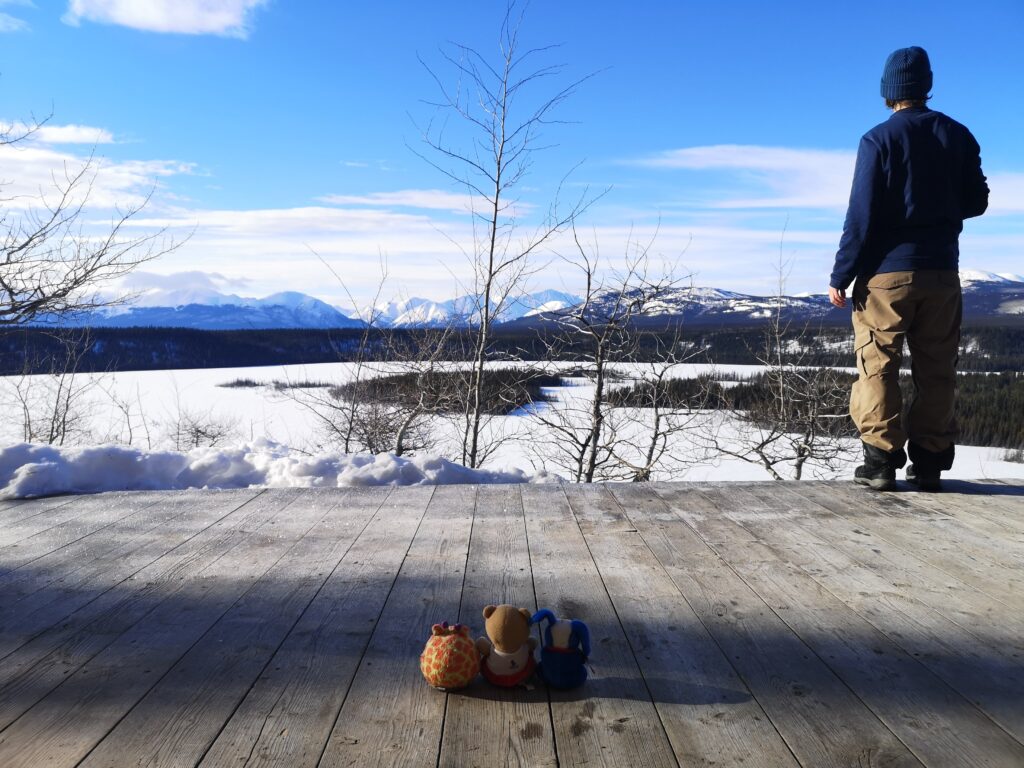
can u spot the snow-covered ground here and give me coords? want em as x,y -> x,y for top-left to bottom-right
2,362 -> 1022,498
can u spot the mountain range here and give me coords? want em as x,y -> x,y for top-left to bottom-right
45,269 -> 1024,330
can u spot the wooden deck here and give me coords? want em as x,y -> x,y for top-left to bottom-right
0,481 -> 1022,767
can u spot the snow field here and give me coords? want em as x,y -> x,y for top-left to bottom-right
2,361 -> 1023,498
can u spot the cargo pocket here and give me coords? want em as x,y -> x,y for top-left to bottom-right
866,271 -> 915,290
855,332 -> 881,378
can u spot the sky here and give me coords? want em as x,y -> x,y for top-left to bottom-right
2,0 -> 1023,310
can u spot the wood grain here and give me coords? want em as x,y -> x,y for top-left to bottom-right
198,486 -> 432,768
316,484 -> 474,768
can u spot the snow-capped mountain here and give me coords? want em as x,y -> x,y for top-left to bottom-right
518,285 -> 836,327
959,270 -> 1024,318
365,290 -> 582,327
54,290 -> 363,330
514,270 -> 1024,327
35,270 -> 1024,330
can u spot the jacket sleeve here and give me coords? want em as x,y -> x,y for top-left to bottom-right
831,136 -> 883,290
961,131 -> 989,219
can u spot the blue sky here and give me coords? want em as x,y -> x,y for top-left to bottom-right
2,0 -> 1022,308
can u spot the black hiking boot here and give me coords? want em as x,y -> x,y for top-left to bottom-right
906,443 -> 955,493
853,443 -> 906,492
905,464 -> 941,492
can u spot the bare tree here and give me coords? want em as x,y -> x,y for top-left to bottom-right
604,332 -> 713,482
416,1 -> 594,468
1,160 -> 178,325
699,256 -> 854,480
530,225 -> 691,482
296,248 -> 392,454
97,381 -> 152,448
1,328 -> 101,445
2,103 -> 179,326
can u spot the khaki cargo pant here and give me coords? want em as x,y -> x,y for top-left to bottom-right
850,270 -> 962,454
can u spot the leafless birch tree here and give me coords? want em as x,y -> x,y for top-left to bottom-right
416,1 -> 594,468
699,257 -> 854,480
2,108 -> 178,326
531,226 -> 693,482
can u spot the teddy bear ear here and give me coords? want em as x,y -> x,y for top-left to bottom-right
519,608 -> 532,622
483,605 -> 497,619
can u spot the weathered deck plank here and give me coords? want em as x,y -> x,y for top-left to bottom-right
527,483 -> 681,768
0,480 -> 1021,768
693,485 -> 1024,767
720,483 -> 1024,744
0,490 -> 207,609
0,489 -> 307,767
0,495 -> 77,525
198,486 -> 429,768
648,484 -> 924,767
0,491 -> 158,557
603,484 -> 800,767
316,484 -> 471,768
77,488 -> 387,768
792,482 -> 1024,608
438,484 -> 556,768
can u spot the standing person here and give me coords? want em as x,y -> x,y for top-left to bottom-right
829,46 -> 989,492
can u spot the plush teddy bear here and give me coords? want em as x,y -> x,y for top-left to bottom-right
531,609 -> 590,689
420,622 -> 480,690
475,604 -> 538,687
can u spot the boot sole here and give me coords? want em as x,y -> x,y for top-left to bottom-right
854,476 -> 896,492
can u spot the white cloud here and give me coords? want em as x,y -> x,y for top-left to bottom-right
120,270 -> 251,293
0,140 -> 194,210
987,173 -> 1024,215
35,123 -> 116,144
63,0 -> 268,37
1,121 -> 115,144
0,8 -> 28,32
318,189 -> 476,214
6,130 -> 1020,304
636,144 -> 857,211
0,1 -> 34,27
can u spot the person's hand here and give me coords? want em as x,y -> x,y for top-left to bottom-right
828,286 -> 847,308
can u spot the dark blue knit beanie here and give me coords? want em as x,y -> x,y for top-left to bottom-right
880,46 -> 932,100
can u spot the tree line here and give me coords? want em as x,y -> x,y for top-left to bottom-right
5,323 -> 1024,376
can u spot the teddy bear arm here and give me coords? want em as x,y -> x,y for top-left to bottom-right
475,637 -> 493,657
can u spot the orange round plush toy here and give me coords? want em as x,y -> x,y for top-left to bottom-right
420,622 -> 479,690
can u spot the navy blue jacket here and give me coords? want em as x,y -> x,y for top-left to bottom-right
830,106 -> 988,290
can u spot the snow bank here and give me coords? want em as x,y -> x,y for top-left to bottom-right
0,439 -> 556,499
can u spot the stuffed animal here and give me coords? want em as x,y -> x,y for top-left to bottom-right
475,604 -> 538,687
531,609 -> 590,689
420,622 -> 479,690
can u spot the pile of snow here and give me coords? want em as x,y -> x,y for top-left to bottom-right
0,440 -> 556,500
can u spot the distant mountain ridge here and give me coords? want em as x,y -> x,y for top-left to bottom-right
365,289 -> 581,327
37,270 -> 1024,329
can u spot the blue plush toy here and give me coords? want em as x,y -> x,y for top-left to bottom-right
531,609 -> 590,689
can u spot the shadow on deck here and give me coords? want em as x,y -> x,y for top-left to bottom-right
0,480 -> 1022,767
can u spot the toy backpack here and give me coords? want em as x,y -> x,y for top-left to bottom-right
531,609 -> 590,689
420,622 -> 479,690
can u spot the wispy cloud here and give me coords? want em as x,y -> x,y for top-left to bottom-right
0,140 -> 194,210
635,144 -> 857,211
318,189 -> 475,214
1,121 -> 116,144
62,0 -> 268,38
0,0 -> 32,32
